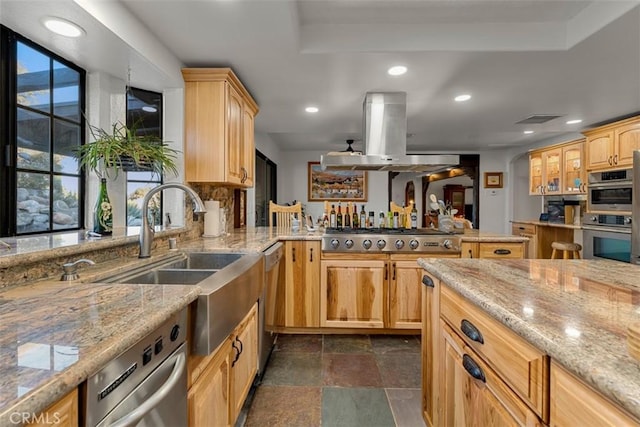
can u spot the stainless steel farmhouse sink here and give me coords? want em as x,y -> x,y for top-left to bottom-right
102,250 -> 264,355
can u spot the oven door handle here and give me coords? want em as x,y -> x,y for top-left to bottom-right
109,351 -> 186,427
588,181 -> 632,189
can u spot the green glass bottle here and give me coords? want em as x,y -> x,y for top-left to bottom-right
94,178 -> 113,235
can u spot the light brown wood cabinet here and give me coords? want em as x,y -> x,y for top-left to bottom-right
511,222 -> 537,258
188,339 -> 231,427
188,303 -> 257,427
230,303 -> 258,422
320,255 -> 387,328
460,241 -> 526,259
26,389 -> 78,427
283,240 -> 320,328
550,361 -> 639,426
584,116 -> 640,171
182,68 -> 258,187
529,139 -> 586,195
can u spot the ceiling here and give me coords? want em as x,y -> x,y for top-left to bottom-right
2,1 -> 640,154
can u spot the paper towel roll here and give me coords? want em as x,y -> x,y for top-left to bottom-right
204,200 -> 220,236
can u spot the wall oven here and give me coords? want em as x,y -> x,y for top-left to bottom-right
587,169 -> 632,213
583,214 -> 631,263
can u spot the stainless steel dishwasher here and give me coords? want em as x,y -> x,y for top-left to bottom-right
259,242 -> 283,375
85,307 -> 188,427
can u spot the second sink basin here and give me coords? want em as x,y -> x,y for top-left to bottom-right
118,268 -> 217,285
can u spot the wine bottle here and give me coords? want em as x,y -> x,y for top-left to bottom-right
337,203 -> 343,229
360,205 -> 367,228
410,205 -> 418,229
345,205 -> 351,228
94,178 -> 113,235
330,205 -> 336,228
352,204 -> 359,228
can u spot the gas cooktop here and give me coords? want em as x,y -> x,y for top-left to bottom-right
321,228 -> 463,253
323,227 -> 463,236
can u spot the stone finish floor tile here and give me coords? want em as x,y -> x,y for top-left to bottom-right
323,334 -> 372,353
386,388 -> 426,427
322,353 -> 383,387
322,387 -> 396,427
244,385 -> 322,427
376,352 -> 421,388
370,335 -> 420,354
276,334 -> 323,353
261,351 -> 323,386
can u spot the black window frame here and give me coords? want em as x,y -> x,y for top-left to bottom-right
0,24 -> 86,237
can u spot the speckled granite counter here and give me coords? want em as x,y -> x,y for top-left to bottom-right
418,258 -> 640,420
0,280 -> 199,425
512,219 -> 583,230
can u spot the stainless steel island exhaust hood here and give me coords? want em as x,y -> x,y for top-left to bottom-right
321,92 -> 459,172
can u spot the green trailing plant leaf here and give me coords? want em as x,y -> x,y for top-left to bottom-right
74,120 -> 180,179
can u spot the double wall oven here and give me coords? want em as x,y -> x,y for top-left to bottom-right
582,214 -> 631,263
587,168 -> 632,213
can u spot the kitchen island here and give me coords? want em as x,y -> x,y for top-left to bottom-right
419,258 -> 640,425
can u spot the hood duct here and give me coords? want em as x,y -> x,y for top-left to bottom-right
321,92 -> 460,172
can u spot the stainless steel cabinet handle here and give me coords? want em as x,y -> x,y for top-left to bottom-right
462,354 -> 486,383
110,351 -> 186,427
461,319 -> 484,344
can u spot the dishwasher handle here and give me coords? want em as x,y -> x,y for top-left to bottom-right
109,351 -> 186,427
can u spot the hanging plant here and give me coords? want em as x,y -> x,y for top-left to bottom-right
75,120 -> 180,179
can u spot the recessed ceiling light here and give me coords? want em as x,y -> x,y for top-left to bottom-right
524,130 -> 534,134
454,94 -> 472,102
42,17 -> 85,38
305,106 -> 319,113
566,119 -> 582,125
387,66 -> 407,76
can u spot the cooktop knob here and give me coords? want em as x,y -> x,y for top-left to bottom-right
362,239 -> 372,250
376,239 -> 387,250
625,217 -> 632,225
442,239 -> 453,249
395,239 -> 405,249
409,239 -> 420,250
330,239 -> 340,249
590,216 -> 598,222
345,239 -> 354,249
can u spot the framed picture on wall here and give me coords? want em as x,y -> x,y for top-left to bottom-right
484,172 -> 503,188
308,162 -> 367,201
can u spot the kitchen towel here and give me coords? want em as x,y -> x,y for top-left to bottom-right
204,200 -> 220,237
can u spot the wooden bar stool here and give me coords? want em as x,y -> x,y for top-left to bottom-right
551,242 -> 582,259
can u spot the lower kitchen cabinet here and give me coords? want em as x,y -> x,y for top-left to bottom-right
550,361 -> 639,426
320,255 -> 386,328
188,339 -> 231,427
440,322 -> 542,427
187,303 -> 258,427
27,388 -> 78,427
230,303 -> 258,421
460,242 -> 525,259
283,241 -> 320,328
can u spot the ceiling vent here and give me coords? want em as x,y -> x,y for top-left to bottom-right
516,114 -> 563,124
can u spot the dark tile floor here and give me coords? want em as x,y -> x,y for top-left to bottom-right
242,334 -> 425,427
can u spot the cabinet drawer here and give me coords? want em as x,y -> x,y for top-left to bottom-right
479,242 -> 524,259
512,223 -> 536,236
440,286 -> 548,420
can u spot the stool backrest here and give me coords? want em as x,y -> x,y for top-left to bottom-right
269,201 -> 302,228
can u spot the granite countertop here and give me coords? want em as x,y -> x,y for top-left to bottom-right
0,280 -> 199,425
511,219 -> 583,230
418,258 -> 640,420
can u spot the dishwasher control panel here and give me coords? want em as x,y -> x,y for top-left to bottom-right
85,307 -> 187,426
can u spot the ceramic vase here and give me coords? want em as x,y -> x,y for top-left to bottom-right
94,178 -> 113,235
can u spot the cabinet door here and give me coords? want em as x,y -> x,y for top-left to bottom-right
27,389 -> 78,427
529,152 -> 543,195
241,102 -> 256,187
440,323 -> 542,427
460,242 -> 477,258
227,84 -> 244,185
550,362 -> 638,426
230,304 -> 258,422
320,259 -> 385,328
188,339 -> 231,427
511,222 -> 537,259
284,241 -> 320,327
543,148 -> 562,195
615,121 -> 640,168
562,142 -> 586,194
586,130 -> 615,170
389,260 -> 422,329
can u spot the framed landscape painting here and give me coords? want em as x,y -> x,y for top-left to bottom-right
308,162 -> 367,202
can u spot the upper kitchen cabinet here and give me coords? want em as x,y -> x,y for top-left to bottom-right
529,139 -> 586,195
584,116 -> 640,171
182,68 -> 259,187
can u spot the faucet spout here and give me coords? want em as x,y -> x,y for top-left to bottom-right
139,182 -> 206,258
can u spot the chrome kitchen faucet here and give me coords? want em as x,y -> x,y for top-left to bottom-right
139,183 -> 206,258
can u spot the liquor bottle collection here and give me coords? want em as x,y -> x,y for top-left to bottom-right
323,202 -> 418,230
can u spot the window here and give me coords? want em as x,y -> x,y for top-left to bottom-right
254,151 -> 277,226
125,87 -> 163,228
0,25 -> 86,237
